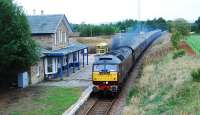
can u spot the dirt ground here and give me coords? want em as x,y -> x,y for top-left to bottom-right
180,41 -> 196,56
0,86 -> 41,113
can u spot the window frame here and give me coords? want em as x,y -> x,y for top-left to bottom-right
45,57 -> 58,74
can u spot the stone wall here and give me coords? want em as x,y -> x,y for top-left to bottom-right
32,19 -> 73,50
29,59 -> 45,85
32,34 -> 54,50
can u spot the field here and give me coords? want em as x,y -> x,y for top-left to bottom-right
186,34 -> 200,55
74,35 -> 112,54
0,86 -> 82,115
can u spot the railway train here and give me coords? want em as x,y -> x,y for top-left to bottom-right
92,30 -> 162,93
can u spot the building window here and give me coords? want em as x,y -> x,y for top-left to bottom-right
35,63 -> 40,77
59,31 -> 62,43
54,33 -> 57,45
62,32 -> 65,43
56,32 -> 59,44
64,32 -> 67,43
45,57 -> 57,74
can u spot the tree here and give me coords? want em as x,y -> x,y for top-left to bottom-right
194,17 -> 200,33
171,31 -> 182,49
156,17 -> 168,31
171,18 -> 191,35
0,0 -> 39,78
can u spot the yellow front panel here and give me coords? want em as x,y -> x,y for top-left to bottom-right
92,72 -> 118,81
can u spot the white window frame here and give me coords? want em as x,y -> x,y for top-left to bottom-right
64,32 -> 67,43
35,63 -> 40,77
54,33 -> 57,45
45,57 -> 58,74
59,30 -> 62,43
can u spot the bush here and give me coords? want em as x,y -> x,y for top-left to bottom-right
171,31 -> 182,49
191,68 -> 200,82
172,50 -> 185,59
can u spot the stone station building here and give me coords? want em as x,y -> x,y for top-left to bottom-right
27,14 -> 88,85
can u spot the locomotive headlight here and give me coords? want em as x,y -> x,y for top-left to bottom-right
106,81 -> 108,84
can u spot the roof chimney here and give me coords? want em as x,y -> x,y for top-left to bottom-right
41,10 -> 44,15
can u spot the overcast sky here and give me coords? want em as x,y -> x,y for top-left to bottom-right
15,0 -> 200,24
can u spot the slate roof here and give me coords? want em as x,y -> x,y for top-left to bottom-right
27,14 -> 72,34
43,42 -> 88,56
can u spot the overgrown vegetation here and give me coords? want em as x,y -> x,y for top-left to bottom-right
191,68 -> 200,82
0,0 -> 39,80
172,49 -> 185,59
169,19 -> 191,49
124,53 -> 200,115
171,31 -> 183,49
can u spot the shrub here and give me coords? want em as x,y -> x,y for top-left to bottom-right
126,87 -> 139,105
171,31 -> 182,49
172,50 -> 185,59
191,68 -> 200,82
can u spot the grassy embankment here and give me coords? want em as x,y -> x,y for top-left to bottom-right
125,34 -> 200,114
1,87 -> 81,115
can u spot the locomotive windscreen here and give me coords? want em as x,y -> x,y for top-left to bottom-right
93,64 -> 118,72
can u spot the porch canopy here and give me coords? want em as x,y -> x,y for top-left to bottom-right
43,42 -> 88,79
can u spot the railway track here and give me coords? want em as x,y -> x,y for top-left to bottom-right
85,97 -> 116,115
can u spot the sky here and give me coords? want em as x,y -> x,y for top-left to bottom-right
15,0 -> 200,24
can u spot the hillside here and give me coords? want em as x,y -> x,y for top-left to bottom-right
124,34 -> 200,114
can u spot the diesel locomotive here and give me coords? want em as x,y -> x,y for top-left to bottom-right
92,30 -> 162,92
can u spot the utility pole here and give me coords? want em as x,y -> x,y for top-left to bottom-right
138,0 -> 141,33
90,25 -> 93,37
138,0 -> 141,21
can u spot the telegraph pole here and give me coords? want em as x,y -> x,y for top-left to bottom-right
138,0 -> 141,33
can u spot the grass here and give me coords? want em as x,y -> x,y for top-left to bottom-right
124,53 -> 200,115
172,49 -> 185,59
2,87 -> 82,115
186,34 -> 200,55
191,68 -> 200,82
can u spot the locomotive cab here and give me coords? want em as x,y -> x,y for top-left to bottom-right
92,55 -> 121,92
